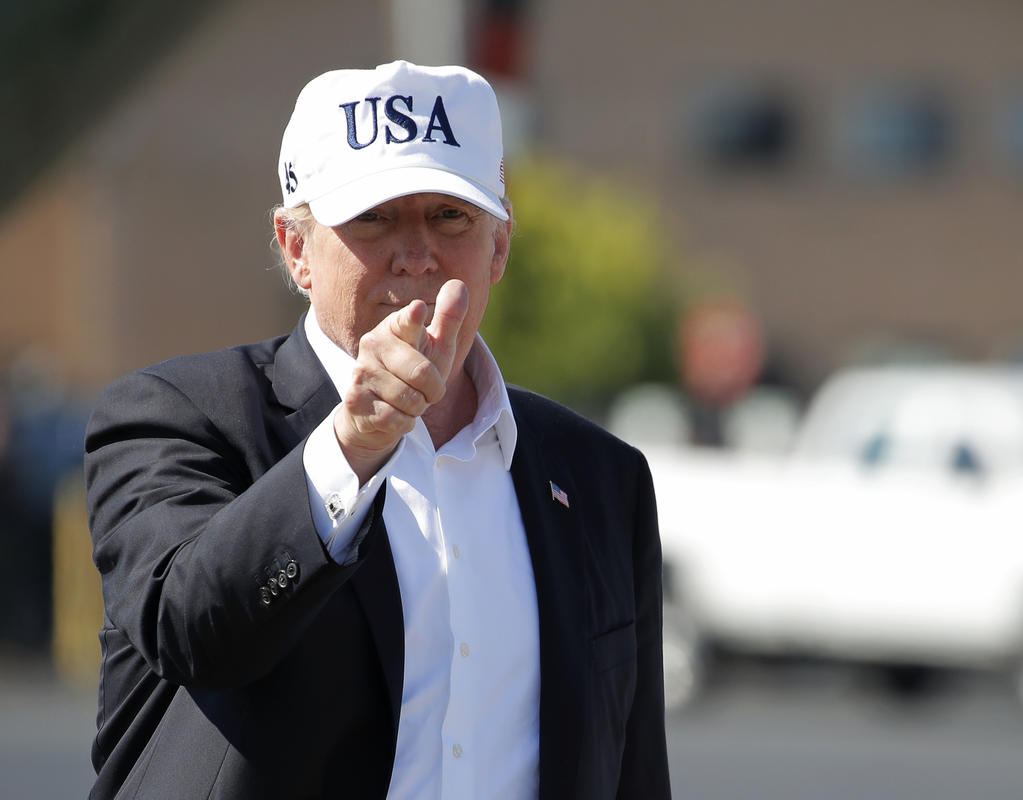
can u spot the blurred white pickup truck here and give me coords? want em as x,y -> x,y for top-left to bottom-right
645,365 -> 1023,708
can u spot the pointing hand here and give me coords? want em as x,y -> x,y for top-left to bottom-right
333,279 -> 469,482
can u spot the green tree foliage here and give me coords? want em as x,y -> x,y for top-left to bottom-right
482,156 -> 678,412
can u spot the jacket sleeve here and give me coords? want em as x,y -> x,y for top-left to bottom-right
85,368 -> 383,689
617,452 -> 672,799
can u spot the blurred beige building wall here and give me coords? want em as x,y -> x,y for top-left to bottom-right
0,0 -> 391,389
0,167 -> 118,386
3,0 -> 1023,391
529,0 -> 1023,385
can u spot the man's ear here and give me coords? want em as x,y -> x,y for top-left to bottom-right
274,210 -> 313,291
489,212 -> 513,285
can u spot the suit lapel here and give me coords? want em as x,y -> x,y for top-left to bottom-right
509,393 -> 586,798
270,315 -> 342,449
271,314 -> 405,733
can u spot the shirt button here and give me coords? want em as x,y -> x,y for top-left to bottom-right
459,642 -> 470,658
452,544 -> 461,559
452,743 -> 463,759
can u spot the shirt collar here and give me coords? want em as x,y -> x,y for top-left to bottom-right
303,310 -> 517,470
304,310 -> 357,400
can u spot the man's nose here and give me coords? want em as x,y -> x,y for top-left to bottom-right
390,224 -> 437,275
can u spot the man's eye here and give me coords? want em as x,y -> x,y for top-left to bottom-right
439,208 -> 465,219
355,211 -> 381,222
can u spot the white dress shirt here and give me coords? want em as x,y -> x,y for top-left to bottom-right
301,311 -> 540,800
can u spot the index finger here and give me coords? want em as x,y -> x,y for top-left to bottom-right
388,298 -> 430,348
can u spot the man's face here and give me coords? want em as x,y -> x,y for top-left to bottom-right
294,193 -> 511,364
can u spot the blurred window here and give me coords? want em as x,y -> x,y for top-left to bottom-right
1005,97 -> 1023,172
950,441 -> 984,478
692,86 -> 797,171
840,88 -> 953,176
860,431 -> 890,468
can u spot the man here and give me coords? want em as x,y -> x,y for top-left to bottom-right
85,60 -> 670,799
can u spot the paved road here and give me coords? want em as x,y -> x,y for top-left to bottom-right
668,658 -> 1023,799
0,656 -> 96,799
4,655 -> 1023,799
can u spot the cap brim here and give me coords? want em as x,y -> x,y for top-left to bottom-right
307,166 -> 508,227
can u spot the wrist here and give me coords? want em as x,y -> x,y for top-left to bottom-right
333,409 -> 400,486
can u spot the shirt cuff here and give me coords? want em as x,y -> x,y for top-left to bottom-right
303,405 -> 401,565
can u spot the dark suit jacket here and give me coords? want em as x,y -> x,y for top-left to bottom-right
84,317 -> 670,799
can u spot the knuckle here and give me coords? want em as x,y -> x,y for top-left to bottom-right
400,387 -> 428,416
427,382 -> 446,405
360,323 -> 396,353
407,357 -> 435,388
350,361 -> 372,386
376,404 -> 414,434
359,327 -> 380,350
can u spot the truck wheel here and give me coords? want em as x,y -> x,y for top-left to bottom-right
662,603 -> 705,712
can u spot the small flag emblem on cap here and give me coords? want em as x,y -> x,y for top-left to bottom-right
549,481 -> 570,508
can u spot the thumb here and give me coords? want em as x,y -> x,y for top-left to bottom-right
425,279 -> 469,376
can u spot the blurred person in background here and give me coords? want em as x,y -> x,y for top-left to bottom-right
0,352 -> 88,651
84,61 -> 670,799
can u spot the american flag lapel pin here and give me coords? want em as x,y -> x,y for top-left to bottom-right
549,481 -> 570,508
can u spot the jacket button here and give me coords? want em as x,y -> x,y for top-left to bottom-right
259,587 -> 273,606
277,570 -> 289,588
268,577 -> 279,596
286,561 -> 299,580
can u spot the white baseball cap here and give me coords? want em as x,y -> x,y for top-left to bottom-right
278,60 -> 508,226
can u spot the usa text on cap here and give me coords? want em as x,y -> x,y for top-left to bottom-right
278,60 -> 508,227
